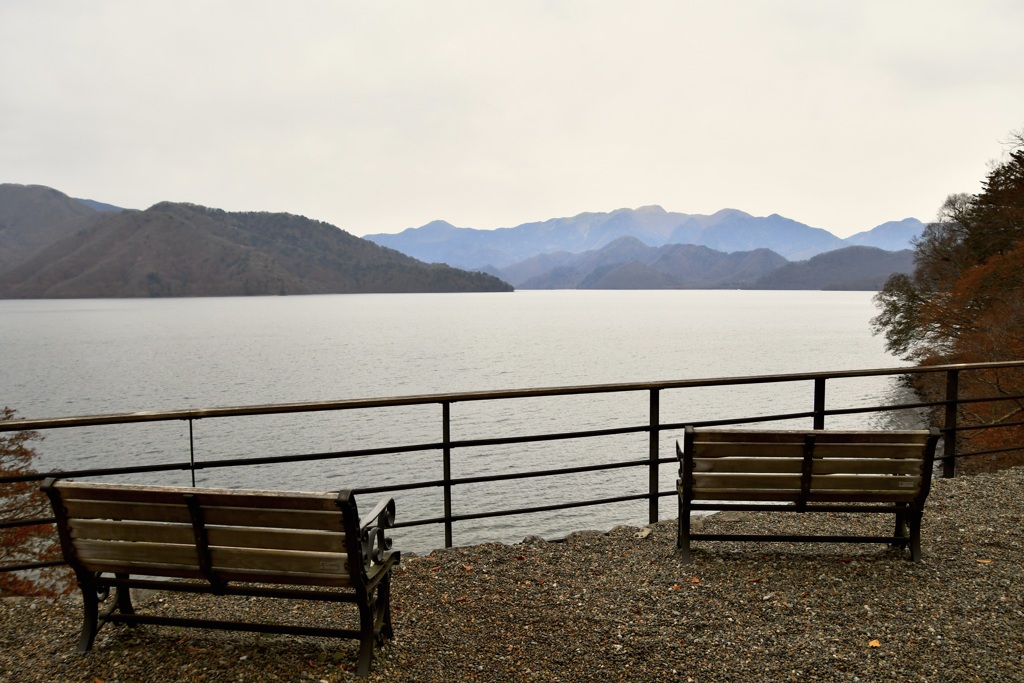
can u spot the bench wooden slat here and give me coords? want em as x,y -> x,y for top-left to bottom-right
693,430 -> 930,445
692,443 -> 805,458
692,489 -> 802,502
62,498 -> 347,531
68,519 -> 347,553
207,527 -> 346,553
810,474 -> 922,492
692,457 -> 924,475
693,473 -> 922,495
809,443 -> 930,458
213,568 -> 353,587
693,441 -> 928,459
70,519 -> 195,545
202,507 -> 345,531
52,482 -> 341,511
73,539 -> 200,569
63,499 -> 192,523
692,489 -> 918,503
692,473 -> 802,490
806,491 -> 920,503
693,457 -> 802,473
210,547 -> 350,576
76,561 -> 209,580
812,458 -> 924,475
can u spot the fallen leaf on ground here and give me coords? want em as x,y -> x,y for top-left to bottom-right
868,639 -> 881,648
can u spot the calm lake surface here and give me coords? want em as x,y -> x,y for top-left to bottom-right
1,290 -> 918,553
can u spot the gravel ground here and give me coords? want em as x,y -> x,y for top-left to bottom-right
2,468 -> 1022,682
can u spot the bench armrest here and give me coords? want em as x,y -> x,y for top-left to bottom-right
357,496 -> 398,571
359,496 -> 396,533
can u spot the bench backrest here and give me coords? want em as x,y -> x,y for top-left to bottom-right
43,480 -> 363,588
679,427 -> 940,506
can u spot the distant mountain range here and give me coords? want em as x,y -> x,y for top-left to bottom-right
0,184 -> 512,298
365,205 -> 924,269
0,184 -> 924,297
365,206 -> 923,291
484,236 -> 913,290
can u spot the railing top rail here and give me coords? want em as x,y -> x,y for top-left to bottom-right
4,360 -> 1023,432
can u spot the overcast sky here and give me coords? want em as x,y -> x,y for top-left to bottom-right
2,1 -> 1022,238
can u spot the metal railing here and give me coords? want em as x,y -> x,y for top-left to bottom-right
3,360 -> 1023,577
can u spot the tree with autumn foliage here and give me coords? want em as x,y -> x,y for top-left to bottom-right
0,407 -> 69,596
873,129 -> 1024,472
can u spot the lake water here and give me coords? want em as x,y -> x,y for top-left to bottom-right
1,290 -> 918,553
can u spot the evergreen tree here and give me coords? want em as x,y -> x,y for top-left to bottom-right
872,129 -> 1024,472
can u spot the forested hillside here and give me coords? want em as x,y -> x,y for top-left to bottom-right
0,191 -> 512,297
873,129 -> 1024,472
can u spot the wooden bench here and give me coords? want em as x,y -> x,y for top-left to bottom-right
41,479 -> 399,678
676,427 -> 940,563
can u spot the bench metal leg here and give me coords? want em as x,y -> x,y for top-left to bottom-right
907,510 -> 923,562
113,574 -> 135,618
76,578 -> 101,653
355,600 -> 375,678
378,574 -> 394,641
892,507 -> 909,549
677,509 -> 693,563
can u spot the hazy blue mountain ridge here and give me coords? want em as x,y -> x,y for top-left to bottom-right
751,246 -> 916,291
366,206 -> 924,270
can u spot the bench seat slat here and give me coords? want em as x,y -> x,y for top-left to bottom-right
693,473 -> 921,494
73,539 -> 200,569
812,458 -> 924,475
692,457 -> 924,475
61,499 -> 345,532
693,430 -> 930,445
63,499 -> 192,524
691,489 -> 918,503
70,519 -> 195,545
692,473 -> 802,490
693,443 -> 805,458
809,443 -> 930,458
693,442 -> 928,460
52,482 -> 340,510
202,507 -> 345,531
213,568 -> 353,587
206,527 -> 346,553
692,457 -> 801,473
68,519 -> 347,553
210,547 -> 349,577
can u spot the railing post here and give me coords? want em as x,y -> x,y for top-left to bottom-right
943,369 -> 960,478
188,418 -> 196,487
649,388 -> 660,525
813,378 -> 826,430
442,401 -> 453,547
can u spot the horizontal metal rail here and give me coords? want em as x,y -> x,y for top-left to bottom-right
4,360 -> 1022,434
3,360 -> 1023,579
